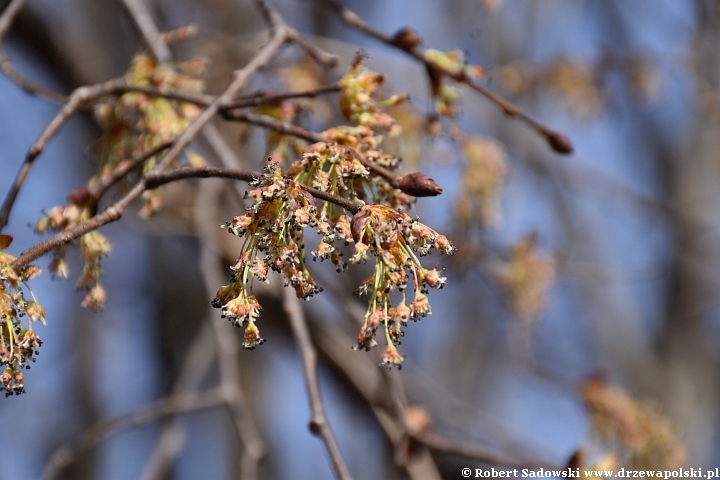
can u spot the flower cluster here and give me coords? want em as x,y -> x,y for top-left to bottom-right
289,127 -> 414,212
213,163 -> 324,349
0,235 -> 44,397
349,205 -> 454,369
454,136 -> 508,229
218,60 -> 454,362
339,55 -> 408,135
34,189 -> 111,311
582,378 -> 686,470
498,234 -> 555,322
93,43 -> 206,217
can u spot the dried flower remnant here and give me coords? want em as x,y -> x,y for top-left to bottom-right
583,378 -> 687,470
455,136 -> 508,229
349,205 -> 454,366
498,234 -> 554,321
0,235 -> 44,397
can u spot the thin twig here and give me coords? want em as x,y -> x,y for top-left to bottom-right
322,0 -> 573,154
283,287 -> 353,480
0,77 -> 127,231
40,389 -> 226,480
412,430 -> 561,470
222,110 -> 405,190
0,0 -> 67,104
142,165 -> 363,214
255,0 -> 338,69
119,0 -> 172,63
88,141 -> 174,201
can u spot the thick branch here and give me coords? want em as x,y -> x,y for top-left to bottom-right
283,287 -> 353,480
322,0 -> 573,154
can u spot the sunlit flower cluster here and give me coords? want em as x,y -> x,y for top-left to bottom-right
213,163 -> 325,349
349,205 -> 455,369
0,235 -> 44,397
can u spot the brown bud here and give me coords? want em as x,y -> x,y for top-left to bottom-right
350,207 -> 372,244
398,172 -> 443,197
391,27 -> 422,51
67,187 -> 91,205
0,234 -> 12,250
546,130 -> 574,154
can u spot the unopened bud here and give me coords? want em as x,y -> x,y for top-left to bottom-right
398,172 -> 443,197
392,27 -> 421,51
67,187 -> 91,205
546,130 -> 574,154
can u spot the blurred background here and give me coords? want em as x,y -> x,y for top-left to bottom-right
0,0 -> 718,478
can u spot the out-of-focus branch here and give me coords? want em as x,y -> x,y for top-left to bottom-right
197,179 -> 267,479
0,0 -> 67,104
40,388 -> 226,480
119,0 -> 172,63
0,77 -> 126,231
254,0 -> 338,69
322,0 -> 573,155
10,25 -> 290,270
87,141 -> 175,201
283,287 -> 353,480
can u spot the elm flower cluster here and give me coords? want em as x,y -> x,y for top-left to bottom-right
349,205 -> 455,369
213,163 -> 324,349
339,55 -> 408,135
34,189 -> 111,311
0,235 -> 44,397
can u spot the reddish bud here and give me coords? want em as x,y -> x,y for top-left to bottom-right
546,130 -> 574,154
67,187 -> 91,205
0,234 -> 12,250
391,27 -> 422,51
398,172 -> 443,197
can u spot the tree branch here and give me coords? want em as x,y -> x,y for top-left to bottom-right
40,389 -> 226,480
0,77 -> 127,231
283,287 -> 353,480
322,0 -> 573,154
10,25 -> 291,270
0,0 -> 67,104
